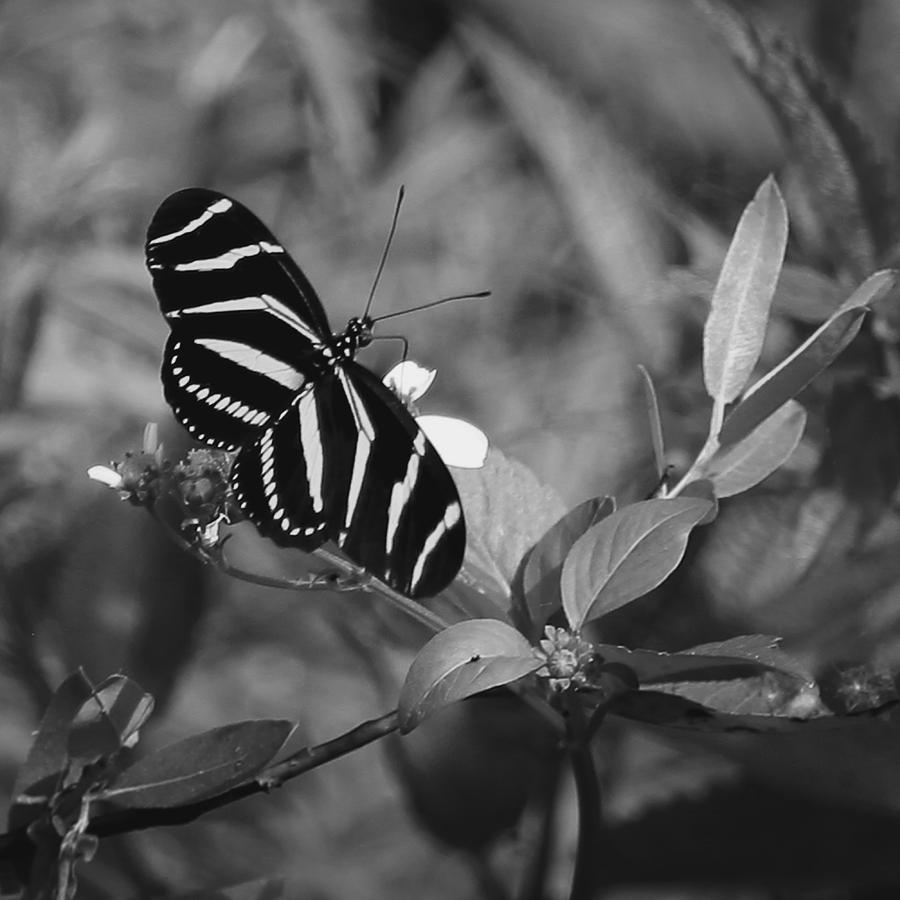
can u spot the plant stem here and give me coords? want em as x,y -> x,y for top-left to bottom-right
0,711 -> 400,858
566,699 -> 600,900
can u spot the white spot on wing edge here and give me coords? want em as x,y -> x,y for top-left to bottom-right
148,198 -> 232,246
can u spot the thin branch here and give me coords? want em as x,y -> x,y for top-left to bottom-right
0,711 -> 400,859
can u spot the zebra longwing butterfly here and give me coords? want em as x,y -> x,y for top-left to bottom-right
146,188 -> 465,599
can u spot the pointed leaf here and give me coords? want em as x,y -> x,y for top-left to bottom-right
8,670 -> 94,829
637,366 -> 666,480
707,400 -> 806,497
719,270 -> 895,448
561,498 -> 712,629
398,620 -> 541,733
595,640 -> 789,686
703,177 -> 787,408
101,720 -> 294,808
520,496 -> 615,633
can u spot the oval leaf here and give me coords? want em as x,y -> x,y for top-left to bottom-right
719,270 -> 895,448
561,498 -> 712,630
519,496 -> 615,634
703,176 -> 788,408
398,620 -> 541,733
596,641 -> 786,685
708,400 -> 806,497
101,719 -> 294,808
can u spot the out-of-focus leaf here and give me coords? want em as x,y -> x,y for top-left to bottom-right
703,176 -> 787,411
637,366 -> 665,481
455,447 -> 566,609
707,399 -> 806,497
391,693 -> 559,851
718,270 -> 895,448
827,382 -> 900,529
8,670 -> 94,830
519,496 -> 615,634
398,620 -> 541,733
693,489 -> 860,622
561,498 -> 712,629
160,876 -> 286,900
771,264 -> 845,323
67,674 -> 154,764
100,720 -> 294,809
595,635 -> 796,686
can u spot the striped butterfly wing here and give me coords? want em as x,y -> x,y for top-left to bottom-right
147,188 -> 466,598
146,189 -> 331,450
232,362 -> 465,599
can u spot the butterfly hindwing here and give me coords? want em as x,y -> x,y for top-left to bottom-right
334,365 -> 465,599
232,363 -> 464,598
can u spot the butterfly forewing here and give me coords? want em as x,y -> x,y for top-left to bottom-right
147,187 -> 466,598
148,189 -> 332,447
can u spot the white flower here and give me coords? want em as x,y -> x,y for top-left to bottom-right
383,361 -> 488,469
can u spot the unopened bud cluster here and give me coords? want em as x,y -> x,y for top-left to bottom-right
534,626 -> 599,692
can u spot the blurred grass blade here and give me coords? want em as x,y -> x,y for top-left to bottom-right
461,21 -> 668,364
637,365 -> 666,482
692,0 -> 888,275
708,400 -> 806,497
703,176 -> 787,423
718,270 -> 895,448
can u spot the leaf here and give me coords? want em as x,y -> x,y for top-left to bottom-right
100,720 -> 294,808
718,270 -> 893,450
707,399 -> 806,497
561,498 -> 712,630
67,675 -> 154,764
519,496 -> 615,634
454,447 -> 566,606
8,670 -> 94,830
637,366 -> 665,480
398,620 -> 542,733
703,176 -> 787,411
595,637 -> 794,686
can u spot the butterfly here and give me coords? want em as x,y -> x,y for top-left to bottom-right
145,188 -> 466,599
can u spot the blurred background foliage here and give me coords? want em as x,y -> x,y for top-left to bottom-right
5,0 -> 900,896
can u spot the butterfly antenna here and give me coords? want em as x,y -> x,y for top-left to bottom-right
372,290 -> 491,324
363,185 -> 405,320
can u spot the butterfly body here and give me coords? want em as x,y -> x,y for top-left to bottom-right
146,189 -> 465,598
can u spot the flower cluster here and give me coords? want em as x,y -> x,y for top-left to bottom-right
534,626 -> 600,692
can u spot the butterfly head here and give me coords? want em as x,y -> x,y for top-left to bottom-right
335,316 -> 375,359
